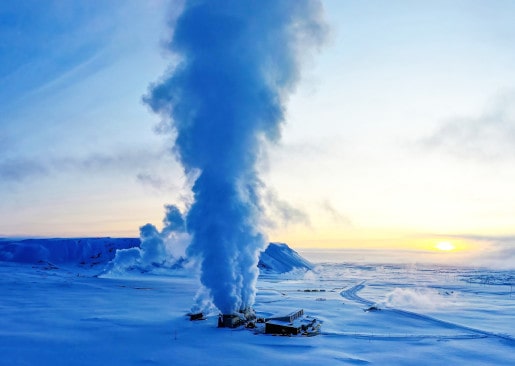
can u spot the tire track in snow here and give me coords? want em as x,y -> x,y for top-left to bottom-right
340,281 -> 373,306
322,332 -> 487,341
339,281 -> 515,344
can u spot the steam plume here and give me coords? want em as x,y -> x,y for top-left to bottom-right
144,0 -> 326,314
109,204 -> 189,273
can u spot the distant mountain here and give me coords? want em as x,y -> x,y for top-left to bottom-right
0,237 -> 138,266
258,242 -> 313,273
0,238 -> 312,273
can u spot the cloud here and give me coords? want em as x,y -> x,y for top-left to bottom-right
264,189 -> 311,228
321,200 -> 353,226
466,236 -> 515,269
0,158 -> 48,182
0,1 -> 117,108
0,148 -> 176,186
421,91 -> 515,160
440,234 -> 515,269
479,245 -> 515,266
136,173 -> 168,191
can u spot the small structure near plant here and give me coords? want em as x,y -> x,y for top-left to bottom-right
218,308 -> 257,328
264,309 -> 321,336
189,312 -> 205,321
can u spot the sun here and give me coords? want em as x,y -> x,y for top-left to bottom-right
436,241 -> 455,251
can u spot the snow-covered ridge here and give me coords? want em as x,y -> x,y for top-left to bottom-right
258,242 -> 313,273
0,238 -> 312,273
0,237 -> 139,265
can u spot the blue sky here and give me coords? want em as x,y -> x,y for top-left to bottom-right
1,1 -> 515,257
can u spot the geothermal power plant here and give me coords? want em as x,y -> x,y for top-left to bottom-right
144,0 -> 327,323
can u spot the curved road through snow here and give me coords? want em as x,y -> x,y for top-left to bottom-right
339,281 -> 515,344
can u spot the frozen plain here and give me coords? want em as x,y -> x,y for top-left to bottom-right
1,239 -> 514,365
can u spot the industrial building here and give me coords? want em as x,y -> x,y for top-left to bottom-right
264,309 -> 320,336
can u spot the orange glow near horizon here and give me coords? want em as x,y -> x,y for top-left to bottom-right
271,226 -> 475,253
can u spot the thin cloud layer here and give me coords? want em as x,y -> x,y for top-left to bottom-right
0,149 -> 176,188
422,92 -> 515,160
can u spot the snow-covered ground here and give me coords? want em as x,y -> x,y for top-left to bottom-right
1,239 -> 514,365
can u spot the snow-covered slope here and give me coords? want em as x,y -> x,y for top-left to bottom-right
0,237 -> 139,265
0,238 -> 312,273
258,242 -> 313,273
2,257 -> 514,365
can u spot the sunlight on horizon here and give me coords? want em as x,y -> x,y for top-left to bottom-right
436,241 -> 455,251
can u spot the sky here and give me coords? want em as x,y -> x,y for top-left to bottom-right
1,1 -> 515,261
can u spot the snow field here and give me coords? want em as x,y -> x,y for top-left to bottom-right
1,245 -> 514,365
